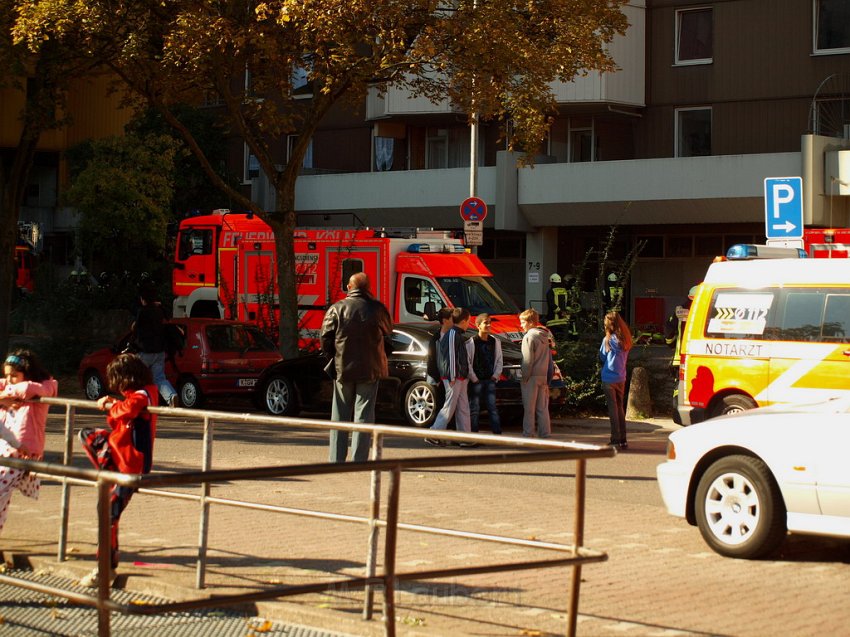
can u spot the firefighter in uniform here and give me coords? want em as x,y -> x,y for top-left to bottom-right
548,274 -> 581,339
664,285 -> 697,399
604,273 -> 624,313
545,274 -> 568,323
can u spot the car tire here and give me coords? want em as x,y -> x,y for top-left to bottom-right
402,381 -> 438,428
709,394 -> 757,419
263,376 -> 300,416
694,454 -> 787,559
178,378 -> 204,409
83,370 -> 106,401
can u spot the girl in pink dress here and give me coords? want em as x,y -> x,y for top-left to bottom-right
0,350 -> 58,533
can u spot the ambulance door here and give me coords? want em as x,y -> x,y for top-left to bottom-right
767,289 -> 850,406
327,248 -> 381,306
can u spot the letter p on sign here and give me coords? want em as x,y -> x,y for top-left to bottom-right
764,177 -> 803,239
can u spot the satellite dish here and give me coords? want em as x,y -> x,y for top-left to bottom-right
809,73 -> 850,139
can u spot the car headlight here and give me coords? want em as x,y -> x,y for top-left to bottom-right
666,440 -> 676,460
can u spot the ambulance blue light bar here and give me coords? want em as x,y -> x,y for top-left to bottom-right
726,244 -> 808,260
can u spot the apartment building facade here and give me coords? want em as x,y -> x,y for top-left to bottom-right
283,0 -> 850,329
4,1 -> 850,331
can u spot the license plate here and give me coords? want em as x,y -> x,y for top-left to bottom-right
237,378 -> 257,387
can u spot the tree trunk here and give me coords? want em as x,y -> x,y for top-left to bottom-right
271,185 -> 299,359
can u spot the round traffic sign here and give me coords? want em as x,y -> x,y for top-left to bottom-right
460,197 -> 488,222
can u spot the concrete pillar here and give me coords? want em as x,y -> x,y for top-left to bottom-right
524,227 -> 559,315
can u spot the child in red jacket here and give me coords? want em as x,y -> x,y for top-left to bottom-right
78,353 -> 157,587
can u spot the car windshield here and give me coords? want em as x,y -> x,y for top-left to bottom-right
437,276 -> 519,315
206,324 -> 277,352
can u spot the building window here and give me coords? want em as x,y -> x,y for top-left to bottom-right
569,128 -> 596,162
375,137 -> 394,171
287,135 -> 313,169
675,7 -> 713,65
426,130 -> 448,169
675,108 -> 712,157
244,143 -> 260,183
291,60 -> 313,99
815,0 -> 850,53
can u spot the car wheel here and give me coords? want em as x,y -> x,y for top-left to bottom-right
83,370 -> 106,401
263,376 -> 299,416
694,454 -> 786,559
709,394 -> 757,419
402,381 -> 438,427
179,378 -> 204,409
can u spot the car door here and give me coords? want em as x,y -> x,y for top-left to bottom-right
812,414 -> 850,518
378,329 -> 427,407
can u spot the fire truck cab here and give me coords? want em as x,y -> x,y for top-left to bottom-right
172,211 -> 523,346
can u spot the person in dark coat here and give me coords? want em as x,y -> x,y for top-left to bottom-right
320,272 -> 392,462
133,284 -> 178,408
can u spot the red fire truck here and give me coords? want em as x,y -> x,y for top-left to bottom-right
804,228 -> 850,258
172,210 -> 523,347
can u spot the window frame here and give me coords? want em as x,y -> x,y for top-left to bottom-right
674,7 -> 713,66
813,0 -> 850,55
675,107 -> 712,158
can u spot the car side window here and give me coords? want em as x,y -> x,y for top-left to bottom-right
206,325 -> 234,351
390,331 -> 416,353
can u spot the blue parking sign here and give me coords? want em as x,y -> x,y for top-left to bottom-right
764,177 -> 803,239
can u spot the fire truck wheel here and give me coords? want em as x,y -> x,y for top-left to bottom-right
179,379 -> 204,409
402,381 -> 438,428
263,376 -> 299,416
83,371 -> 106,401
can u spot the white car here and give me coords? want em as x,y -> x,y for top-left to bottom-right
657,397 -> 850,559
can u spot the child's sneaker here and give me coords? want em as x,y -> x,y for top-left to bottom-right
79,567 -> 117,588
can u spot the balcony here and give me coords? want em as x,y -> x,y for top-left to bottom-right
367,1 -> 646,120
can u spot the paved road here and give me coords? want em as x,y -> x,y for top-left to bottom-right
3,399 -> 850,636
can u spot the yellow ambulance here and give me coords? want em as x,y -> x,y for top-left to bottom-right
676,246 -> 850,424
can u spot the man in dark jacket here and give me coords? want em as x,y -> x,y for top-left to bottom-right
320,272 -> 392,462
133,284 -> 179,408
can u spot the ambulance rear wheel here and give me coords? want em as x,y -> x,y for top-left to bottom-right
709,394 -> 757,419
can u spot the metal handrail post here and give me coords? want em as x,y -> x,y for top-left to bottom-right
96,478 -> 112,637
196,415 -> 213,589
567,458 -> 587,637
58,403 -> 75,561
382,466 -> 401,637
363,432 -> 384,620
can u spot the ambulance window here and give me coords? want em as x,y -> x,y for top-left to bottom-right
340,259 -> 363,291
822,294 -> 850,342
178,229 -> 213,260
705,290 -> 774,339
779,292 -> 825,342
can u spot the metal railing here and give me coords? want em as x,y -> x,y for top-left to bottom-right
0,396 -> 615,637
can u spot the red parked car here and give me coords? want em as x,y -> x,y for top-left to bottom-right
78,318 -> 282,408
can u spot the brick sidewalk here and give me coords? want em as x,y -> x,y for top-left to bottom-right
5,406 -> 849,636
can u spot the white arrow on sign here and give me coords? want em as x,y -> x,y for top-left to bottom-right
771,220 -> 797,232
